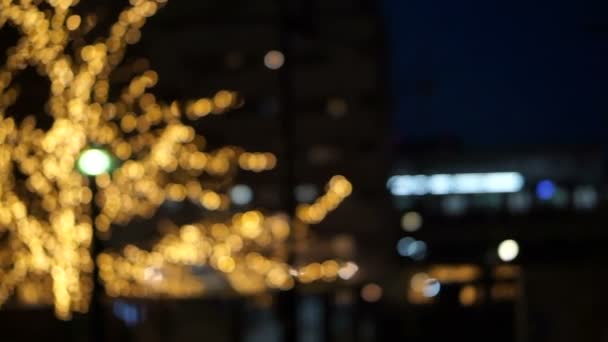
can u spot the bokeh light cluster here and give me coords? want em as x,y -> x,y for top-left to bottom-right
0,0 -> 352,319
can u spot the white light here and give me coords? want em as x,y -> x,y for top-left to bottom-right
498,239 -> 519,262
264,50 -> 284,70
77,148 -> 112,176
428,174 -> 451,194
229,184 -> 253,206
401,211 -> 423,232
387,172 -> 524,196
422,278 -> 441,298
338,262 -> 359,280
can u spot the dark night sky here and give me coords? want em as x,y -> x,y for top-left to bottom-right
383,0 -> 608,147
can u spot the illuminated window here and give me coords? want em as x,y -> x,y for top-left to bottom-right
387,172 -> 525,196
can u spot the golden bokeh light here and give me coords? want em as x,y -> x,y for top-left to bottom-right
0,0 -> 353,320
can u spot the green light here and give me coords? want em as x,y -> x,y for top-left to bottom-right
77,148 -> 112,176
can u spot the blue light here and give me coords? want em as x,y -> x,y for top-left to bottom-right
536,180 -> 556,200
397,237 -> 415,257
113,301 -> 141,327
397,237 -> 427,260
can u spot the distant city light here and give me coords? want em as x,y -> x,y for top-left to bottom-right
573,186 -> 598,210
401,211 -> 423,232
497,239 -> 519,262
326,97 -> 348,118
112,301 -> 141,327
411,272 -> 429,290
77,148 -> 112,176
387,172 -> 525,196
507,192 -> 532,213
551,188 -> 569,208
361,283 -> 383,303
397,237 -> 415,257
422,278 -> 441,298
338,262 -> 359,280
294,184 -> 319,203
409,241 -> 427,260
264,50 -> 284,70
459,285 -> 478,306
442,195 -> 468,216
229,184 -> 253,206
397,237 -> 427,260
536,180 -> 556,200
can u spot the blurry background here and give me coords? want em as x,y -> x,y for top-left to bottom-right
1,0 -> 608,341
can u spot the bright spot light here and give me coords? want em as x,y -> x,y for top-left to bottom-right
264,50 -> 284,70
401,211 -> 423,232
77,148 -> 112,176
498,239 -> 519,262
422,278 -> 441,298
361,283 -> 383,303
229,184 -> 253,206
536,180 -> 556,200
338,262 -> 358,280
387,172 -> 524,196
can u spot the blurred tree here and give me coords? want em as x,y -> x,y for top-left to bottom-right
0,0 -> 352,320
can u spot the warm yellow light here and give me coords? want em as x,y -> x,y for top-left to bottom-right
0,0 -> 353,315
361,283 -> 383,303
66,15 -> 81,31
401,211 -> 422,232
264,50 -> 284,70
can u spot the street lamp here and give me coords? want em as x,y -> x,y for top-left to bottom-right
77,148 -> 113,176
77,147 -> 114,342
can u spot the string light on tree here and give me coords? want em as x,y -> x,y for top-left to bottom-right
0,0 -> 353,319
